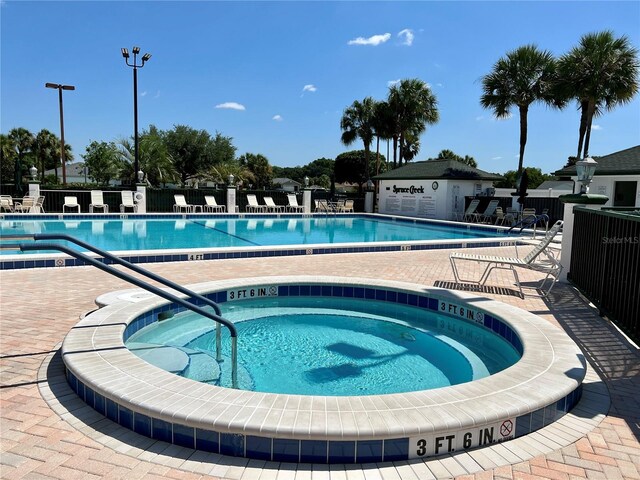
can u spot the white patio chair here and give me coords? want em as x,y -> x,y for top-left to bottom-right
449,220 -> 564,298
203,195 -> 226,213
338,199 -> 354,213
245,194 -> 266,213
173,194 -> 193,213
286,194 -> 304,213
89,190 -> 108,213
63,196 -> 81,213
120,190 -> 138,213
263,196 -> 284,212
14,196 -> 36,213
471,199 -> 499,223
457,199 -> 480,222
33,196 -> 45,213
1,195 -> 15,212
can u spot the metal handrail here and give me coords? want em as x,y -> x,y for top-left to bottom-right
19,239 -> 238,388
507,214 -> 549,235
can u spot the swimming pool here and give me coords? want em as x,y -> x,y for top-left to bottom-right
126,296 -> 521,395
0,213 -> 522,269
63,276 -> 586,464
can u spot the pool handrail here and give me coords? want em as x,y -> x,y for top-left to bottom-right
19,239 -> 238,388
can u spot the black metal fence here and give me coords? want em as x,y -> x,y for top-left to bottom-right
569,207 -> 640,343
464,196 -> 565,224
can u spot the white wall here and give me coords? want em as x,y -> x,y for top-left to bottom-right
580,175 -> 640,207
378,179 -> 494,220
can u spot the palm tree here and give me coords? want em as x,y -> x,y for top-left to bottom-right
387,79 -> 439,167
33,129 -> 59,182
340,97 -> 376,181
556,31 -> 639,159
372,100 -> 394,174
480,45 -> 558,174
8,128 -> 34,193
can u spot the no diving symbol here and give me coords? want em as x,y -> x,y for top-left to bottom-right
500,420 -> 513,437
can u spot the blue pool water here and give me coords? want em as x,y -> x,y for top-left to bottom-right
1,215 -> 508,255
126,297 -> 521,395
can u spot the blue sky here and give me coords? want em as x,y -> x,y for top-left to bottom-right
2,1 -> 639,175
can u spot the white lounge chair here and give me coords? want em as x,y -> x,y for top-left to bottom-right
472,199 -> 499,223
203,195 -> 226,213
449,220 -> 564,298
14,196 -> 36,213
1,195 -> 14,212
286,194 -> 304,213
173,194 -> 193,213
338,199 -> 354,213
245,194 -> 266,213
263,196 -> 284,212
120,190 -> 138,213
457,199 -> 480,222
89,190 -> 108,213
63,196 -> 81,213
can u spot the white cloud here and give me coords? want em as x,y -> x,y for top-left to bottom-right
492,156 -> 503,160
398,29 -> 414,46
215,102 -> 245,111
302,84 -> 317,93
140,91 -> 148,97
436,83 -> 443,88
348,33 -> 391,46
591,124 -> 602,131
272,115 -> 283,121
387,79 -> 401,87
475,116 -> 484,121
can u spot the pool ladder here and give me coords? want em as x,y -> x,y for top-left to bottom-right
18,233 -> 239,388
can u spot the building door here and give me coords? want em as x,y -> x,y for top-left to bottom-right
613,181 -> 637,207
452,185 -> 461,220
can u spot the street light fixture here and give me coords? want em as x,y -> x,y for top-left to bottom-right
575,157 -> 598,194
45,82 -> 75,185
122,45 -> 151,188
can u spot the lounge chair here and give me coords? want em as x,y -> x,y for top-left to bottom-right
89,190 -> 108,213
286,194 -> 304,213
472,199 -> 499,223
449,220 -> 564,298
120,190 -> 138,213
14,196 -> 36,213
63,196 -> 81,213
263,196 -> 284,212
338,199 -> 354,213
203,195 -> 226,213
246,194 -> 266,213
1,195 -> 14,212
173,194 -> 193,213
457,199 -> 480,222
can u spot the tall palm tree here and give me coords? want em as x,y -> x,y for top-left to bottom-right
556,31 -> 639,159
340,97 -> 376,181
33,129 -> 59,181
388,79 -> 439,167
372,100 -> 394,174
8,128 -> 34,193
480,45 -> 558,174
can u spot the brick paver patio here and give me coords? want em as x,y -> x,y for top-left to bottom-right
1,246 -> 638,479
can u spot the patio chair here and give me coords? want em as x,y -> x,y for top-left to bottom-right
457,199 -> 480,222
1,195 -> 14,212
33,196 -> 45,213
14,196 -> 36,213
338,199 -> 355,213
449,220 -> 564,298
286,194 -> 305,213
63,196 -> 81,213
315,199 -> 332,212
263,196 -> 284,212
120,190 -> 138,213
245,194 -> 266,213
203,195 -> 226,213
173,194 -> 193,213
89,190 -> 109,213
472,199 -> 499,223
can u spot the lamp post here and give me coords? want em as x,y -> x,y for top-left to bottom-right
121,46 -> 151,188
575,157 -> 598,194
45,83 -> 75,185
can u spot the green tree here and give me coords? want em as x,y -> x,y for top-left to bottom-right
334,150 -> 377,192
238,153 -> 272,189
32,129 -> 60,182
494,167 -> 551,189
371,100 -> 395,174
164,125 -> 215,185
340,97 -> 376,181
303,158 -> 335,184
206,160 -> 255,187
7,128 -> 34,193
0,134 -> 15,185
388,79 -> 439,167
556,31 -> 639,159
480,45 -> 558,174
119,126 -> 177,187
432,149 -> 478,168
82,141 -> 122,186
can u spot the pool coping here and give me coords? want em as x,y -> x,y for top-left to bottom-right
0,213 -> 530,270
60,276 -> 587,463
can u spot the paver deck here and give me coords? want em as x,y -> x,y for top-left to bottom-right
1,245 -> 639,479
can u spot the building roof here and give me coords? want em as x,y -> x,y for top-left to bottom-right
44,162 -> 85,176
554,145 -> 640,176
373,159 -> 503,181
536,180 -> 574,190
272,177 -> 301,186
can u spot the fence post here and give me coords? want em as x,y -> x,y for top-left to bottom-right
135,185 -> 147,213
303,188 -> 312,213
227,185 -> 237,213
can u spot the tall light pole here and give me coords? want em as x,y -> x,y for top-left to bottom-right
121,46 -> 151,187
45,83 -> 75,185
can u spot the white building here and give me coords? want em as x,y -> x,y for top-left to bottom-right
554,145 -> 640,208
373,159 -> 503,220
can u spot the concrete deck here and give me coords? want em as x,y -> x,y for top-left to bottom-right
1,245 -> 639,479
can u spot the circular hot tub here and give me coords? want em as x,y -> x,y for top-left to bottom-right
62,276 -> 586,464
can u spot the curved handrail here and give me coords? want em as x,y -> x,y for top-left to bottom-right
19,241 -> 238,388
507,214 -> 549,234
